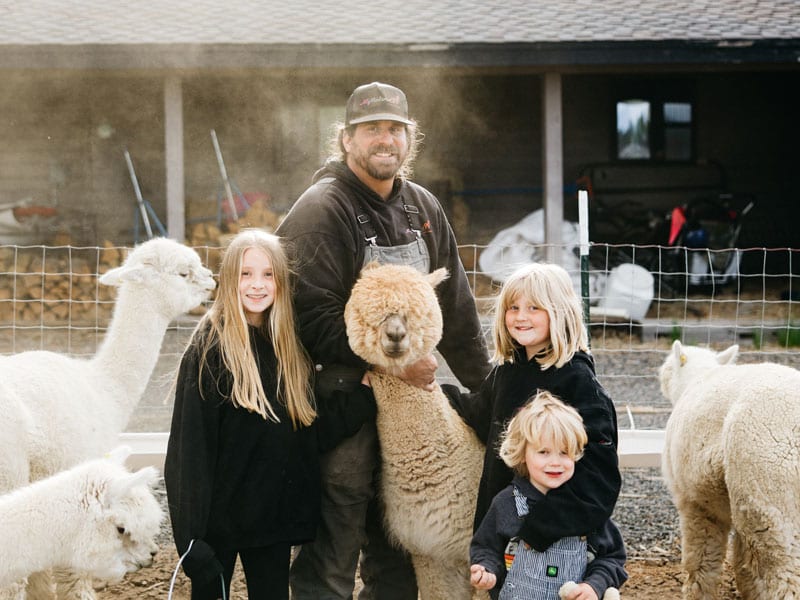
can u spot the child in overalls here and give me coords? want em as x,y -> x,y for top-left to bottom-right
469,390 -> 627,600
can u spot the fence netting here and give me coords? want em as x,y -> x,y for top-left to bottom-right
1,242 -> 797,432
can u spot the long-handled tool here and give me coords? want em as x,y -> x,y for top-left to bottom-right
210,129 -> 249,226
124,149 -> 166,242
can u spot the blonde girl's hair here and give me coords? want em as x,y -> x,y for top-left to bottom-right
195,229 -> 315,428
491,262 -> 589,369
499,390 -> 588,477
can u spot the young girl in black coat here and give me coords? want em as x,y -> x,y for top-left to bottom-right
446,262 -> 623,570
165,229 -> 374,600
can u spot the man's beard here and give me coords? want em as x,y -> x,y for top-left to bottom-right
352,145 -> 406,181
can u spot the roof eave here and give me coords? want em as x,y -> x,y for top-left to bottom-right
1,39 -> 798,71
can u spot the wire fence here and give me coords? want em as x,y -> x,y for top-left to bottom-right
1,242 -> 798,433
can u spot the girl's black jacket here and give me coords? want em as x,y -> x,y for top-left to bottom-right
164,325 -> 375,582
444,349 -> 621,552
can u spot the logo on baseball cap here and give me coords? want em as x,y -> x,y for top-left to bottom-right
345,82 -> 413,127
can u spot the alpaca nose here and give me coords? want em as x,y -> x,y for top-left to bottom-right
384,315 -> 406,343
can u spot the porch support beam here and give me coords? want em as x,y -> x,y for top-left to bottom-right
542,72 -> 564,264
164,76 -> 185,242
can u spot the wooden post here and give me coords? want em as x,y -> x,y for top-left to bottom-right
164,76 -> 185,242
542,72 -> 564,264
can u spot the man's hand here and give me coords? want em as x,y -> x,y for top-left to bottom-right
469,564 -> 497,591
397,354 -> 438,391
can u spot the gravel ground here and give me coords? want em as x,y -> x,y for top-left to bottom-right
9,324 -> 796,567
6,318 -> 798,597
138,347 -> 688,563
116,465 -> 682,600
110,342 -> 797,598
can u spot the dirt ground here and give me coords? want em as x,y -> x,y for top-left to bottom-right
97,551 -> 743,599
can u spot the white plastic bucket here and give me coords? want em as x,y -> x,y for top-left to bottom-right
598,263 -> 654,321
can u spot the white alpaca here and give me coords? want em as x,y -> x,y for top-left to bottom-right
0,446 -> 163,599
0,237 -> 215,599
344,263 -> 486,600
659,340 -> 800,599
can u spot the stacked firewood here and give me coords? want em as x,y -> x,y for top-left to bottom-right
189,196 -> 281,239
0,198 -> 279,325
188,195 -> 283,273
0,242 -> 123,325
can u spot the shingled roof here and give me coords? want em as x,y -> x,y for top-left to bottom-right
2,0 -> 798,68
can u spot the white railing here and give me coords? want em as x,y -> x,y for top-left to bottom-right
119,429 -> 666,471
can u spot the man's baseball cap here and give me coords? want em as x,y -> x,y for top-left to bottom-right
345,82 -> 414,127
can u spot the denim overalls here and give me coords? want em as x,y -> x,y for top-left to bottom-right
499,486 -> 588,600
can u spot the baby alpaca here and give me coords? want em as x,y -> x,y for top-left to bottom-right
345,263 -> 486,600
659,340 -> 800,599
0,447 -> 163,597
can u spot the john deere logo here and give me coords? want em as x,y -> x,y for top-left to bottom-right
546,565 -> 559,577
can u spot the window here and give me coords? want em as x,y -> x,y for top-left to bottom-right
663,102 -> 692,161
617,100 -> 651,159
616,99 -> 693,162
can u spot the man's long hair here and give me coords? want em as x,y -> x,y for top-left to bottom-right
326,120 -> 422,180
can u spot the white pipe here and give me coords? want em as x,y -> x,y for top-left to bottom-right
118,429 -> 665,471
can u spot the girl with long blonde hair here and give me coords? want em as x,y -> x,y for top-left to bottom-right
200,228 -> 314,426
165,229 -> 375,600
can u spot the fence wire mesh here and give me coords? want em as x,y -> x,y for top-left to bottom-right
1,242 -> 797,433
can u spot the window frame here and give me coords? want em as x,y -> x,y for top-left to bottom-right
613,95 -> 695,163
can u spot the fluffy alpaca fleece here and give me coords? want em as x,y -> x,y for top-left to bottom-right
0,447 -> 163,598
659,340 -> 800,599
345,263 -> 486,600
0,237 -> 215,599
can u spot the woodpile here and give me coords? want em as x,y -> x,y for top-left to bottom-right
0,195 -> 283,325
0,241 -> 123,325
188,195 -> 282,246
187,195 -> 283,273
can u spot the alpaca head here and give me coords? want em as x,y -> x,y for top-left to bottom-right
98,238 -> 216,316
345,263 -> 448,373
73,446 -> 163,582
659,340 -> 739,405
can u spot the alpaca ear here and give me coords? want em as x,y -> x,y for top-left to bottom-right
130,466 -> 159,489
98,265 -> 124,287
104,445 -> 132,466
99,263 -> 153,286
670,340 -> 686,366
717,344 -> 739,365
104,466 -> 159,509
362,261 -> 381,272
426,268 -> 449,288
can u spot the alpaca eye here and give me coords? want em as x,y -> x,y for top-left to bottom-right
179,271 -> 189,278
117,526 -> 126,535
